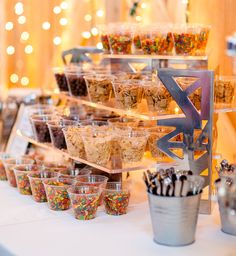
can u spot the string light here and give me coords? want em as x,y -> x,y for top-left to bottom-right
96,42 -> 103,49
53,6 -> 61,14
82,31 -> 91,39
91,27 -> 98,36
15,2 -> 24,15
21,77 -> 29,86
42,21 -> 51,30
60,1 -> 68,10
84,14 -> 92,22
141,3 -> 147,8
21,31 -> 29,41
18,15 -> 26,24
53,36 -> 62,45
25,45 -> 33,54
10,74 -> 19,83
96,10 -> 104,17
59,18 -> 68,26
5,22 -> 14,31
6,46 -> 15,55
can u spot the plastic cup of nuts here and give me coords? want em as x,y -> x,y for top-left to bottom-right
143,80 -> 172,113
3,157 -> 35,187
13,165 -> 40,195
113,80 -> 143,111
30,114 -> 55,143
68,185 -> 101,220
47,120 -> 78,150
84,74 -> 116,103
28,171 -> 58,202
116,129 -> 149,163
53,67 -> 69,93
103,182 -> 131,216
0,153 -> 12,180
214,76 -> 236,105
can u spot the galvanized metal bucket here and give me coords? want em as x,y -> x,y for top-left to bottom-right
148,193 -> 201,246
218,201 -> 236,236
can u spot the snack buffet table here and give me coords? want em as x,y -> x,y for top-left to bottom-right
0,181 -> 235,256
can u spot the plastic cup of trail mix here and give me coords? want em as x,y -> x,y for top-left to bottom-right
47,120 -> 78,149
0,153 -> 12,180
30,114 -> 55,143
53,67 -> 69,93
68,185 -> 101,220
103,182 -> 130,215
3,158 -> 34,187
84,74 -> 116,103
43,179 -> 74,210
14,165 -> 40,195
173,24 -> 199,55
214,76 -> 236,105
143,80 -> 172,112
113,80 -> 143,111
28,171 -> 58,202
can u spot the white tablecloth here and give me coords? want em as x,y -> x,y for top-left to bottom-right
0,182 -> 235,256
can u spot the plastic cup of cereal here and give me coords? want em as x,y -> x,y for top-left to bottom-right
68,185 -> 101,220
103,182 -> 130,215
43,179 -> 73,210
173,24 -> 199,55
30,114 -> 55,143
14,165 -> 40,195
53,67 -> 69,93
117,130 -> 149,163
113,80 -> 143,110
3,158 -> 34,187
143,80 -> 172,112
84,74 -> 116,103
107,117 -> 138,130
214,76 -> 236,105
28,171 -> 58,202
0,153 -> 12,180
47,120 -> 78,149
81,130 -> 113,166
58,168 -> 91,179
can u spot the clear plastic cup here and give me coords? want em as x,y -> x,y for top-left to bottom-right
84,74 -> 116,103
107,117 -> 138,130
30,114 -> 55,143
3,158 -> 34,187
98,24 -> 111,54
117,130 -> 149,163
53,67 -> 69,92
103,182 -> 130,215
113,80 -> 143,110
58,168 -> 91,179
195,24 -> 211,55
68,185 -> 101,220
214,76 -> 236,105
14,165 -> 40,195
0,153 -> 12,180
43,179 -> 73,210
47,120 -> 78,149
28,171 -> 58,202
143,80 -> 172,112
81,130 -> 113,166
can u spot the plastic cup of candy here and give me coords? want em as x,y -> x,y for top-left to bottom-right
195,24 -> 211,56
30,114 -> 55,143
143,80 -> 172,112
81,130 -> 112,166
58,168 -> 91,179
140,25 -> 174,55
53,67 -> 69,93
113,80 -> 143,110
0,153 -> 12,180
116,130 -> 149,163
103,182 -> 130,215
47,120 -> 78,149
28,171 -> 58,202
84,74 -> 116,103
43,179 -> 73,210
173,24 -> 199,55
68,185 -> 101,220
3,158 -> 34,187
14,165 -> 40,195
98,24 -> 111,54
214,76 -> 236,105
